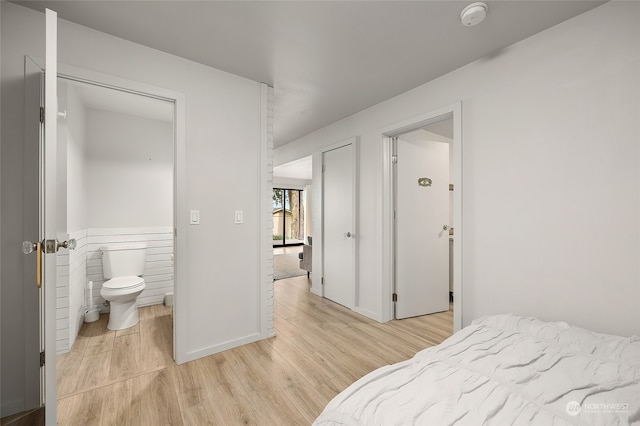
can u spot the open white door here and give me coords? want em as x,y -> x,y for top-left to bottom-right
322,143 -> 355,308
394,136 -> 450,319
20,9 -> 60,424
43,9 -> 60,423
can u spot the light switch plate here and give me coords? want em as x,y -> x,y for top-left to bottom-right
190,210 -> 200,225
235,210 -> 243,224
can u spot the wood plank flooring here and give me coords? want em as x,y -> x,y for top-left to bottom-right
57,275 -> 453,425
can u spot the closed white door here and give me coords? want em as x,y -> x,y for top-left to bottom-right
395,137 -> 449,319
323,144 -> 354,308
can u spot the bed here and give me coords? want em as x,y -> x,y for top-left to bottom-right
313,314 -> 640,425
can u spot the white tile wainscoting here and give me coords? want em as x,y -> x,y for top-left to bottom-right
56,230 -> 87,354
56,227 -> 174,354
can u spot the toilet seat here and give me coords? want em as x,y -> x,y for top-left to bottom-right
103,276 -> 144,290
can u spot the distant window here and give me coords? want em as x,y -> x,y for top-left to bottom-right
272,188 -> 305,246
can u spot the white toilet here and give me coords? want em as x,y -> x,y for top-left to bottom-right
100,243 -> 147,330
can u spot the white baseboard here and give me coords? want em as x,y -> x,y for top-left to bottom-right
352,306 -> 379,322
179,332 -> 264,365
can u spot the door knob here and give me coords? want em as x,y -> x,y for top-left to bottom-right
344,232 -> 353,238
23,239 -> 76,254
37,238 -> 78,254
56,238 -> 77,251
22,241 -> 38,255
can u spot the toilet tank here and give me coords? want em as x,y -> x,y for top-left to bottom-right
101,243 -> 147,279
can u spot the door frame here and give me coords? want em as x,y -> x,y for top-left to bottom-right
29,59 -> 187,364
311,138 -> 358,310
56,64 -> 187,363
380,103 -> 462,331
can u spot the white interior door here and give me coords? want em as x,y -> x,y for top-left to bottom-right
395,137 -> 449,319
43,9 -> 59,424
21,9 -> 60,422
322,144 -> 354,308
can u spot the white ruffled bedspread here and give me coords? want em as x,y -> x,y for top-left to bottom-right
313,314 -> 640,425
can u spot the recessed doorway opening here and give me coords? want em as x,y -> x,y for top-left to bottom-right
381,103 -> 462,331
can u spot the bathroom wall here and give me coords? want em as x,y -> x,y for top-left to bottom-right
85,108 -> 173,228
56,81 -> 71,353
66,86 -> 89,350
66,84 -> 88,233
56,229 -> 88,354
55,82 -> 89,354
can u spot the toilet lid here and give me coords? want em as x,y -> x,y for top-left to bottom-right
103,276 -> 144,290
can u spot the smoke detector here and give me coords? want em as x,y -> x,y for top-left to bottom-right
460,2 -> 488,27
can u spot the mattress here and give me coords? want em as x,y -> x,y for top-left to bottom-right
313,314 -> 640,425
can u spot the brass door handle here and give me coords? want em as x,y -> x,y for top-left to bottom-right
23,240 -> 42,288
37,242 -> 42,288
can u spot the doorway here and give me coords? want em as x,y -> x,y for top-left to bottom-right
381,104 -> 462,330
52,74 -> 179,399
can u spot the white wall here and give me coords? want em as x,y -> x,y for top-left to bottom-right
55,81 -> 89,354
66,84 -> 87,233
65,86 -> 89,352
85,109 -> 173,228
275,1 -> 640,337
1,2 -> 271,416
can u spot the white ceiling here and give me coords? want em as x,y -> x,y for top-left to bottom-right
273,156 -> 313,181
16,1 -> 605,147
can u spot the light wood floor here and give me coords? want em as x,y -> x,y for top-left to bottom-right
273,245 -> 303,255
57,275 -> 453,425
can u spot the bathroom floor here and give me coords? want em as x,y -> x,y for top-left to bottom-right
56,304 -> 173,410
